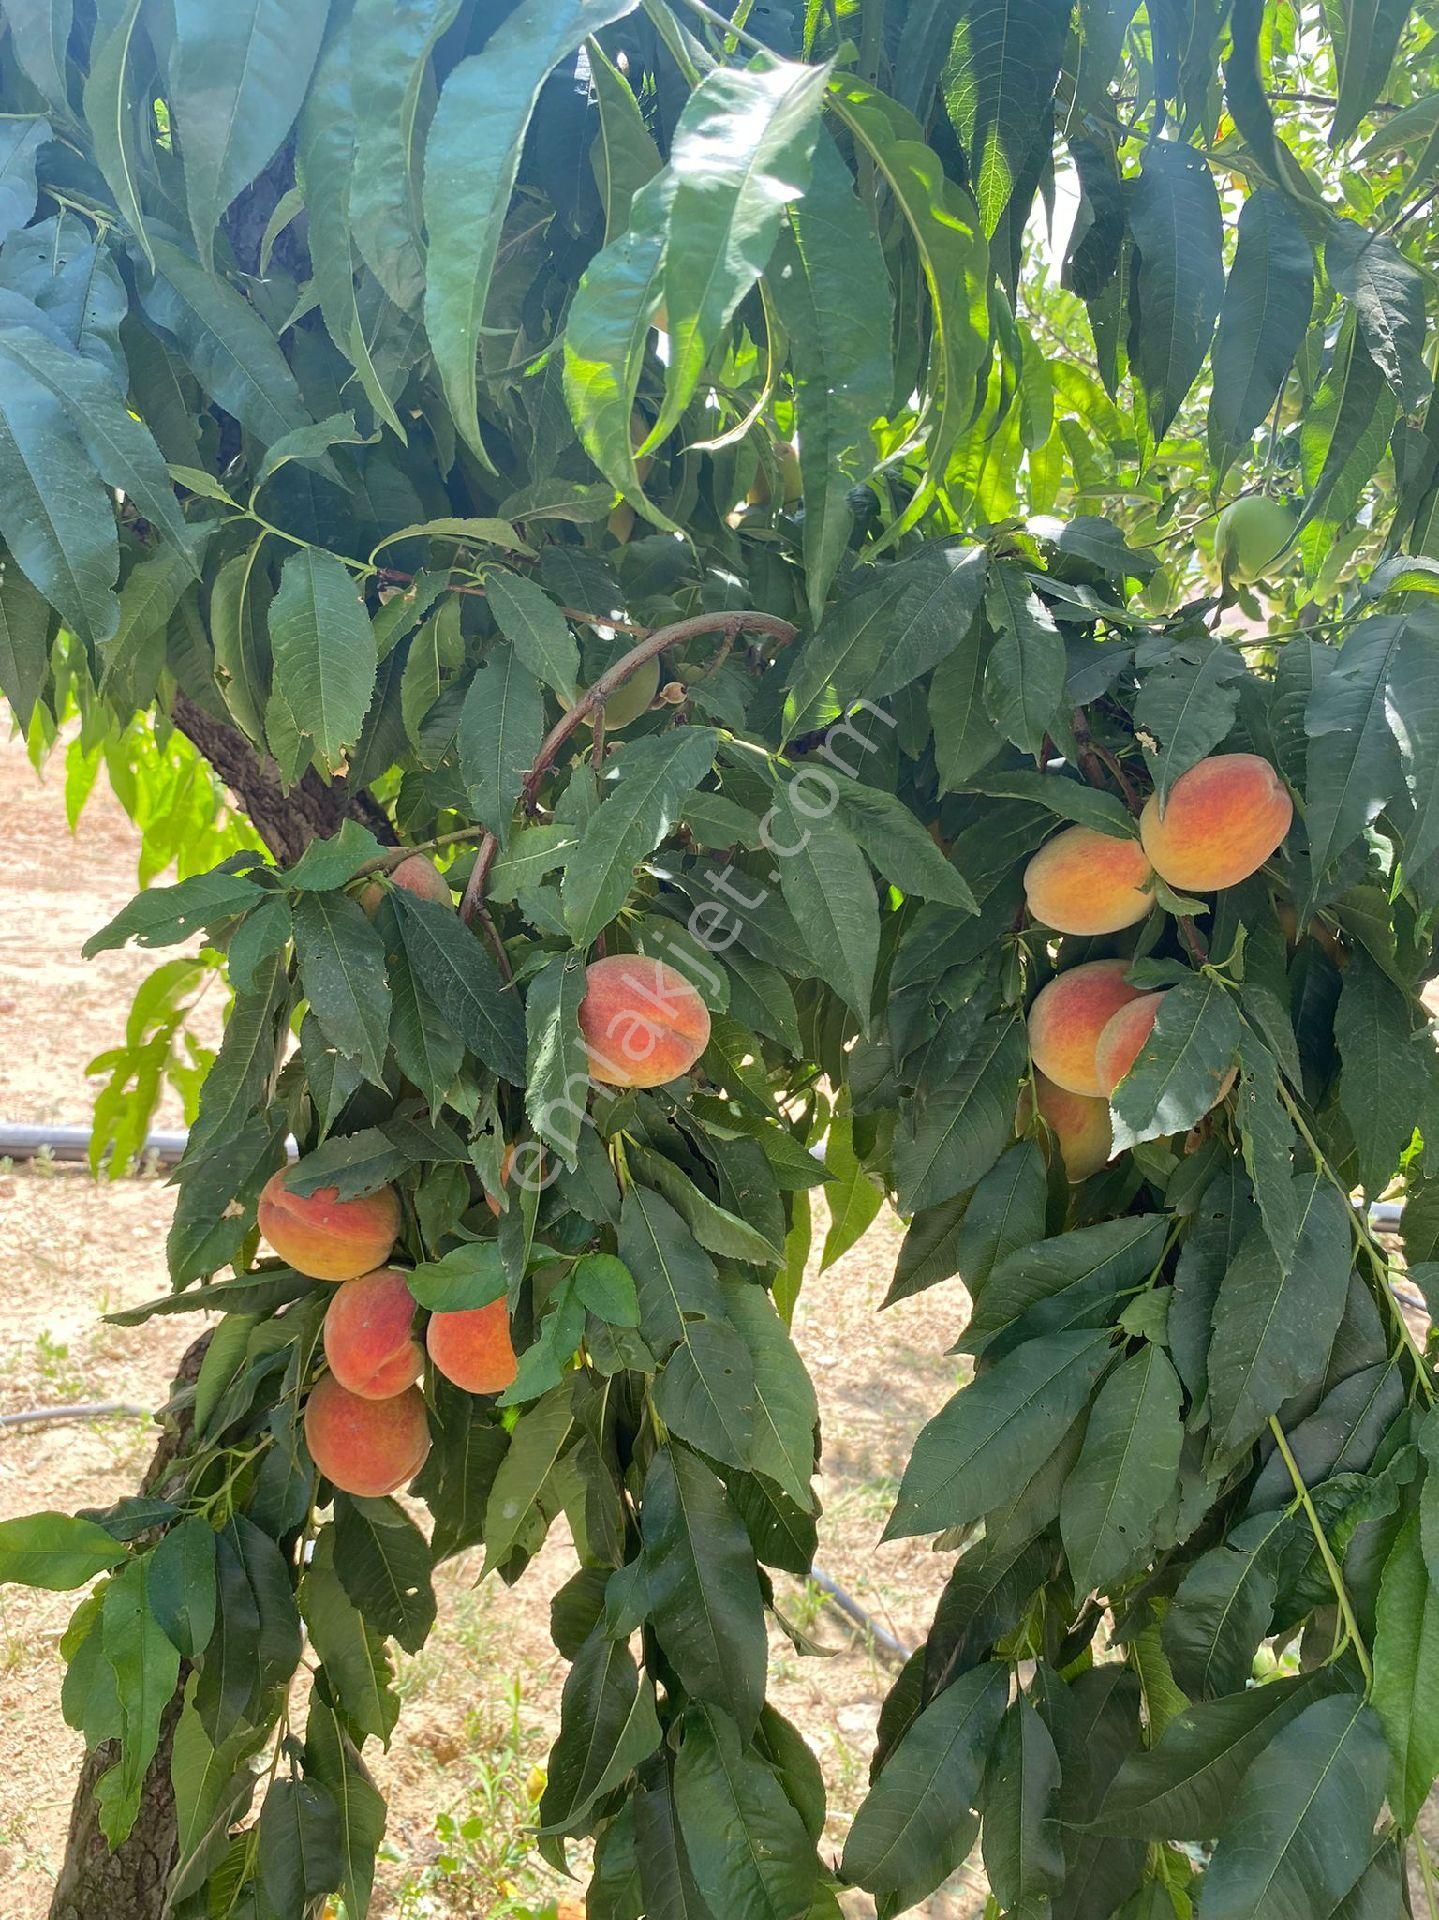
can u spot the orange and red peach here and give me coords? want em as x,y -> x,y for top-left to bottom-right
1023,826 -> 1155,936
1140,755 -> 1293,893
359,852 -> 452,917
1094,994 -> 1165,1096
579,954 -> 711,1089
304,1373 -> 430,1496
426,1298 -> 518,1395
323,1268 -> 424,1400
1020,1072 -> 1114,1182
258,1167 -> 401,1281
1027,960 -> 1146,1097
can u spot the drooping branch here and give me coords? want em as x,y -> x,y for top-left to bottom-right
459,609 -> 799,925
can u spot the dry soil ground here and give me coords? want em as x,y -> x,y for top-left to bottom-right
0,725 -> 985,1919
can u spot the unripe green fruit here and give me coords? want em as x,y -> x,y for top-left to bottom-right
560,655 -> 661,730
1215,497 -> 1296,581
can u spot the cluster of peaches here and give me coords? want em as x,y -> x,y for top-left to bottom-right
1020,754 -> 1293,1180
264,871 -> 712,1500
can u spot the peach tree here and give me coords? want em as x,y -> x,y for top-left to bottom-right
2,1 -> 1439,1917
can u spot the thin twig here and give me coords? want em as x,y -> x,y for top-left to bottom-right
376,566 -> 652,637
1268,1416 -> 1374,1689
1176,916 -> 1210,965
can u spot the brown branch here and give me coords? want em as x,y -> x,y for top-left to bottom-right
459,609 -> 799,927
1072,707 -> 1142,815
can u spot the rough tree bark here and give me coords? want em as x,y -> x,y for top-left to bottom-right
49,699 -> 392,1918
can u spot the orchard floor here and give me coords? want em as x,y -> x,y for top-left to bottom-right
0,726 -> 981,1920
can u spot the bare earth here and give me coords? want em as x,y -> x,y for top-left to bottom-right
0,726 -> 984,1918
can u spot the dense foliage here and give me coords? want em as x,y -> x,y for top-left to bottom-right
3,0 -> 1439,1915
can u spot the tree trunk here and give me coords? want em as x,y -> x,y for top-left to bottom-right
50,703 -> 392,1914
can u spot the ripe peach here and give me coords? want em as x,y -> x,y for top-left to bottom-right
1023,826 -> 1155,935
579,954 -> 711,1089
304,1374 -> 430,1497
258,1166 -> 401,1282
1140,755 -> 1293,893
1094,994 -> 1164,1096
1019,1072 -> 1113,1182
426,1298 -> 518,1395
359,852 -> 452,918
323,1269 -> 423,1400
1027,960 -> 1146,1098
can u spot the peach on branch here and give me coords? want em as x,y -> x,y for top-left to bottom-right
304,1374 -> 430,1497
1095,991 -> 1237,1110
1019,1072 -> 1113,1182
1027,959 -> 1146,1097
1215,497 -> 1296,581
579,953 -> 711,1089
257,1165 -> 401,1281
1023,826 -> 1155,935
359,852 -> 451,918
323,1268 -> 423,1400
1140,754 -> 1293,893
426,1298 -> 518,1395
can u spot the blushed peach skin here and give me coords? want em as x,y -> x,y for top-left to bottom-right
304,1373 -> 430,1497
1027,960 -> 1147,1097
1140,755 -> 1293,892
1023,826 -> 1155,936
258,1166 -> 401,1281
579,954 -> 711,1089
1020,1072 -> 1114,1182
1094,993 -> 1164,1097
427,1298 -> 518,1395
359,852 -> 452,918
484,1143 -> 517,1219
323,1268 -> 424,1400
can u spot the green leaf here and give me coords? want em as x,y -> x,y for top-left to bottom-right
984,564 -> 1067,758
96,1561 -> 182,1844
572,1252 -> 639,1327
942,0 -> 1069,235
654,1318 -> 757,1470
458,644 -> 543,849
1335,950 -> 1431,1197
819,1108 -> 884,1271
81,868 -> 263,957
589,38 -> 661,243
562,727 -> 719,947
391,891 -> 526,1083
963,1214 -> 1169,1353
423,0 -> 640,458
486,571 -> 580,702
0,117 -> 47,244
641,1446 -> 767,1738
540,1633 -> 662,1837
1094,1669 -> 1343,1838
1303,615 -> 1406,891
1372,1513 -> 1439,1825
836,783 -> 978,910
303,1694 -> 388,1920
147,1517 -> 217,1660
674,1704 -> 819,1920
1162,1510 -> 1291,1700
619,1185 -> 725,1356
971,769 -> 1135,837
1060,1343 -> 1183,1596
1206,1176 -> 1355,1459
981,1695 -> 1065,1920
0,549 -> 52,726
628,1147 -> 780,1265
333,1495 -> 436,1654
1109,975 -> 1243,1152
291,891 -> 391,1087
1327,222 -> 1429,415
406,1242 -> 506,1313
722,1278 -> 819,1512
1325,0 -> 1413,146
300,1528 -> 399,1747
652,58 -> 829,446
894,1013 -> 1029,1214
842,1662 -> 1007,1911
268,548 -> 377,775
770,787 -> 879,1028
1127,141 -> 1224,448
349,0 -> 464,309
771,129 -> 894,624
1299,319 -> 1397,577
259,1775 -> 343,1913
887,1329 -> 1113,1539
1133,640 -> 1245,803
524,950 -> 589,1168
140,237 -> 312,449
1200,1695 -> 1386,1920
481,1384 -> 574,1574
0,1510 -> 128,1589
1208,190 -> 1314,465
415,1380 -> 509,1565
169,0 -> 326,269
